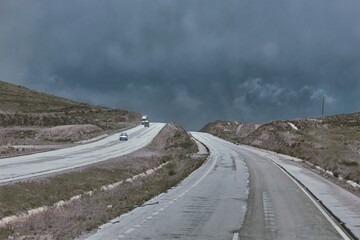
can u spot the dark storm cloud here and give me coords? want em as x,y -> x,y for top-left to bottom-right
1,0 -> 360,130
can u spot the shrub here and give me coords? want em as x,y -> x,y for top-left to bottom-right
168,169 -> 176,176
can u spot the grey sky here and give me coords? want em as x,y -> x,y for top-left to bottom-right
1,0 -> 360,130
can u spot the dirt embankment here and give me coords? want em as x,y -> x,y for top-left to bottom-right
0,124 -> 116,158
201,114 -> 360,185
0,123 -> 207,240
200,120 -> 260,142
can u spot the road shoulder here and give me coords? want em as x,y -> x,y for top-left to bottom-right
239,144 -> 360,239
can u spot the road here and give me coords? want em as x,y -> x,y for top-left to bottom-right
82,132 -> 346,240
0,123 -> 165,184
192,134 -> 347,239
238,144 -> 360,239
81,132 -> 249,240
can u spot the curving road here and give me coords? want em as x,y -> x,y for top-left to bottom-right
195,133 -> 346,240
82,132 -> 249,240
0,123 -> 165,184
82,132 -> 353,240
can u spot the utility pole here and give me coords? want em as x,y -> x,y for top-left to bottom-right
321,96 -> 325,117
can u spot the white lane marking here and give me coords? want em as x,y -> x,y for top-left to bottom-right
189,146 -> 218,190
125,228 -> 134,234
232,232 -> 239,240
134,224 -> 141,228
159,208 -> 164,211
147,216 -> 153,219
152,212 -> 159,216
266,157 -> 351,240
169,201 -> 174,204
118,234 -> 124,238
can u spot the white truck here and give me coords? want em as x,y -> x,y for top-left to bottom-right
141,115 -> 150,127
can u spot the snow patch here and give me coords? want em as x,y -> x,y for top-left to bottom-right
347,180 -> 360,188
280,152 -> 360,190
236,124 -> 244,136
288,122 -> 299,131
0,161 -> 170,227
316,166 -> 325,172
278,153 -> 303,163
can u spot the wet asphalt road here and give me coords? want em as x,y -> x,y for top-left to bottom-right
0,123 -> 165,183
237,149 -> 342,239
82,132 -> 249,240
83,132 -> 343,240
197,134 -> 343,240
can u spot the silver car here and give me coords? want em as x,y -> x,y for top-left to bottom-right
119,132 -> 128,141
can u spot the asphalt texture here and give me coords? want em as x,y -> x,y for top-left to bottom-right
82,132 -> 347,240
81,132 -> 249,240
239,144 -> 360,239
0,123 -> 165,183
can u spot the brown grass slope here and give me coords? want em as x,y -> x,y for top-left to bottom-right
0,80 -> 140,128
200,120 -> 261,142
0,80 -> 141,156
201,114 -> 360,184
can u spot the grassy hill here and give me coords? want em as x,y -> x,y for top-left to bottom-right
0,81 -> 140,129
200,113 -> 360,184
0,80 -> 140,128
0,80 -> 141,156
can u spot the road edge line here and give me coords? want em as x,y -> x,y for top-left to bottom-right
265,156 -> 356,240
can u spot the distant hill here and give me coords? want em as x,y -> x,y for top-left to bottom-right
0,80 -> 142,157
201,113 -> 360,184
0,80 -> 140,128
200,120 -> 261,142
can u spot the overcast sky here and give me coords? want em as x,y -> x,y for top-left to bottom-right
1,1 -> 360,130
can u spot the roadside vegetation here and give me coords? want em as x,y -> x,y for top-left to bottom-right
201,113 -> 360,185
0,123 -> 207,239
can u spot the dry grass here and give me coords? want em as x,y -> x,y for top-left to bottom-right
202,115 -> 360,184
0,81 -> 142,158
0,80 -> 140,134
0,123 -> 206,240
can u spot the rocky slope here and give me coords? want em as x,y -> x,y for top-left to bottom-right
201,113 -> 360,184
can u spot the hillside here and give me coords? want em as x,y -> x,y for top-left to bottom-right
0,80 -> 140,128
200,113 -> 360,184
200,120 -> 261,142
0,80 -> 141,156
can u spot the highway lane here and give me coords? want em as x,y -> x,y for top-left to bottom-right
82,132 -> 345,240
82,132 -> 249,240
0,123 -> 165,183
196,134 -> 344,239
238,144 -> 360,239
